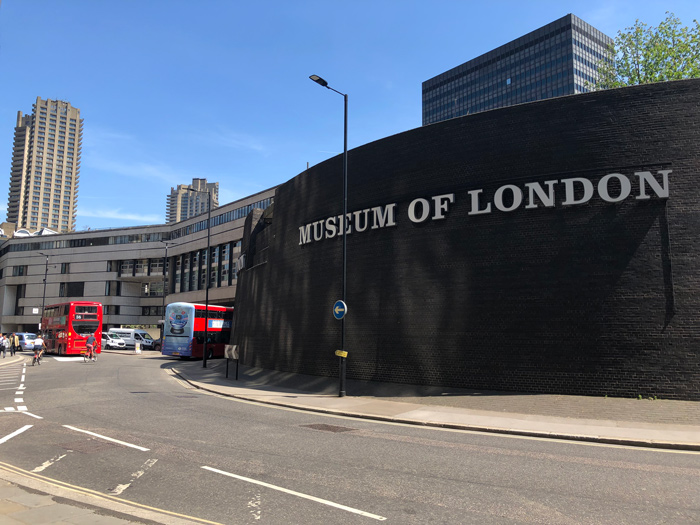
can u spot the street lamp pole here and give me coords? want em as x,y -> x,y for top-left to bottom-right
310,74 -> 348,397
186,187 -> 212,368
38,252 -> 49,332
159,240 -> 176,342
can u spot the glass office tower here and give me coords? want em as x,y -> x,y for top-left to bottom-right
422,14 -> 612,125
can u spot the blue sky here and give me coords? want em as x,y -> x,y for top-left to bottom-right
1,1 -> 697,231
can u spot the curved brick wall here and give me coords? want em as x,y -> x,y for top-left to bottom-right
234,79 -> 700,400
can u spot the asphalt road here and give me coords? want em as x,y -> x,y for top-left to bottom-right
0,352 -> 698,524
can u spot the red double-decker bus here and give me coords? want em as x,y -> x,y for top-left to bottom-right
162,302 -> 233,359
41,301 -> 103,356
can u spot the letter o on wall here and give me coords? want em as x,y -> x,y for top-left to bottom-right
494,185 -> 523,212
408,198 -> 431,223
598,173 -> 631,203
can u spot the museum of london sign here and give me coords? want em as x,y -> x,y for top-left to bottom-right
299,170 -> 671,246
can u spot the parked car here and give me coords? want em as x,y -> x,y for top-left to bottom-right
101,332 -> 126,349
107,328 -> 156,350
15,333 -> 36,351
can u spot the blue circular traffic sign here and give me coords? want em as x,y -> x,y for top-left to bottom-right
333,300 -> 347,320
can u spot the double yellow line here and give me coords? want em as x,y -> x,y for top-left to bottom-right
0,460 -> 222,525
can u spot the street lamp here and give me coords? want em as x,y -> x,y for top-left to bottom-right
309,74 -> 348,397
158,240 -> 176,342
38,252 -> 50,332
186,187 -> 212,368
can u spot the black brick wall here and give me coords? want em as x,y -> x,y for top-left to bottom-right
233,79 -> 700,400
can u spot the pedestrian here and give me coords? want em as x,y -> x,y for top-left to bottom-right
1,334 -> 8,358
11,333 -> 19,356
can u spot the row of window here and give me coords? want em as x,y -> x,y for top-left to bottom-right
170,197 -> 273,239
425,67 -> 575,121
424,41 -> 575,107
424,22 -> 582,94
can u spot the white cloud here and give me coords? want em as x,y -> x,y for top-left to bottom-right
190,127 -> 265,152
83,155 -> 186,184
78,208 -> 161,223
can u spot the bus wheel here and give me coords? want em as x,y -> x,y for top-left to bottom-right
58,345 -> 63,355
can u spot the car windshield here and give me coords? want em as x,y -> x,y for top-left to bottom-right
23,333 -> 36,340
142,333 -> 153,341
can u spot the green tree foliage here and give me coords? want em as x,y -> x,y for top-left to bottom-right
594,12 -> 700,89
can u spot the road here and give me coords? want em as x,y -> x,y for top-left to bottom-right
0,352 -> 698,524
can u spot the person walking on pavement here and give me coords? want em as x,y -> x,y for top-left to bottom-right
1,334 -> 9,358
10,333 -> 18,356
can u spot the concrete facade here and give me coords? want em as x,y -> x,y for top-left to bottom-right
166,178 -> 220,224
0,189 -> 274,333
6,97 -> 83,233
234,79 -> 700,400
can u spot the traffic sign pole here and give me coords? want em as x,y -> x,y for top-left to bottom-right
333,300 -> 348,396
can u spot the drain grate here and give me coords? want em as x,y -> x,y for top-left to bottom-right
301,423 -> 356,433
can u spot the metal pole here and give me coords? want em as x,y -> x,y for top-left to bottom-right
161,243 -> 168,341
203,190 -> 211,369
39,253 -> 49,332
309,75 -> 349,397
339,93 -> 348,397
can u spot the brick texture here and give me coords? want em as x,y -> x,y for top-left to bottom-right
233,79 -> 700,400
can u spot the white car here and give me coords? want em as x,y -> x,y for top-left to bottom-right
101,332 -> 126,349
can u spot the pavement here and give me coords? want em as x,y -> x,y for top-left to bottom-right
0,350 -> 698,524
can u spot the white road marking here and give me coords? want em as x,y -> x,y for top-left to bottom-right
15,392 -> 22,396
20,375 -> 25,382
0,425 -> 32,444
32,453 -> 68,473
52,357 -> 85,362
202,466 -> 387,521
62,425 -> 150,451
14,398 -> 23,403
23,412 -> 43,419
109,458 -> 158,495
4,407 -> 15,412
17,407 -> 27,412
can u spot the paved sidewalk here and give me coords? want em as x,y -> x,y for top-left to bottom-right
163,356 -> 700,451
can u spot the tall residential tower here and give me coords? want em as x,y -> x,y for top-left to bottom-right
422,14 -> 612,125
7,97 -> 82,232
166,178 -> 219,223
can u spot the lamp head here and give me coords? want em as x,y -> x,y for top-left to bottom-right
309,75 -> 328,87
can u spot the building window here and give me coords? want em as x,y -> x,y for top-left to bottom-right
12,266 -> 27,276
141,282 -> 164,297
142,306 -> 164,317
135,259 -> 148,276
119,260 -> 134,276
103,305 -> 120,315
60,263 -> 70,274
105,281 -> 121,296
